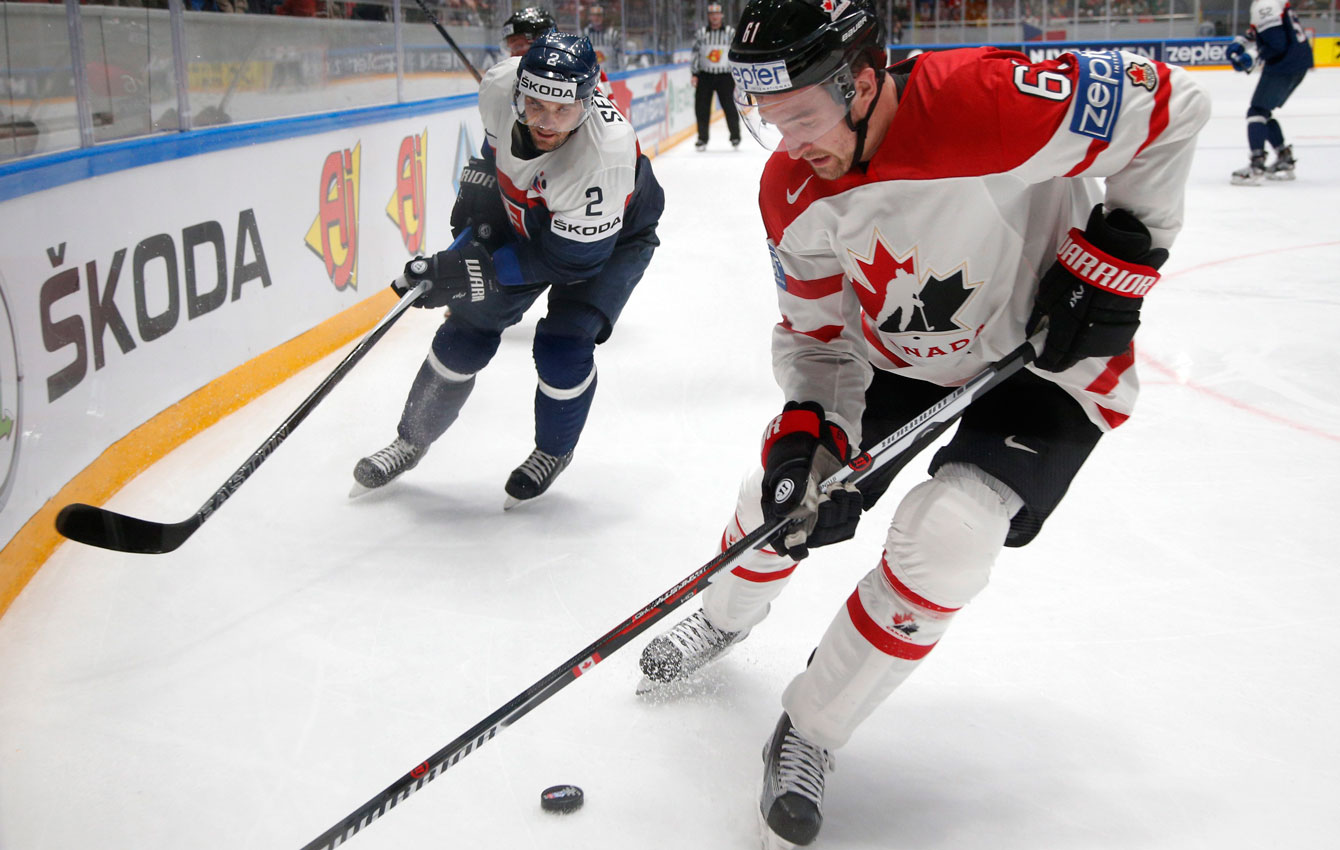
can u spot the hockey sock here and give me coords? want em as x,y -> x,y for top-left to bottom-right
702,465 -> 797,633
533,371 -> 596,455
398,355 -> 476,446
1246,109 -> 1269,152
1266,118 -> 1285,150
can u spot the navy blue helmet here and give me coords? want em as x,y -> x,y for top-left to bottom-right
515,31 -> 601,103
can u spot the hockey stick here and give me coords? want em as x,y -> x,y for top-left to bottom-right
411,0 -> 483,83
296,332 -> 1043,850
54,281 -> 433,555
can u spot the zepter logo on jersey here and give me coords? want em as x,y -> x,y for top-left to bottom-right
1069,50 -> 1125,142
518,70 -> 579,103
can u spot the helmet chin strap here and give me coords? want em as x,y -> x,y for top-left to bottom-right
844,69 -> 886,173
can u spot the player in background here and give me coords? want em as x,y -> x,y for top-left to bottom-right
692,2 -> 742,151
1226,0 -> 1313,184
354,32 -> 664,507
636,1 -> 1209,847
583,4 -> 623,72
499,7 -> 556,58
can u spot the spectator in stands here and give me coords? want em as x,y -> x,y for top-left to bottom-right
273,0 -> 316,14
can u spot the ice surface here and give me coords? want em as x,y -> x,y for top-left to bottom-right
2,69 -> 1338,850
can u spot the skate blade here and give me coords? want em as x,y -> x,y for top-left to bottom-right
348,481 -> 375,498
1267,171 -> 1296,181
1230,174 -> 1264,186
503,494 -> 523,511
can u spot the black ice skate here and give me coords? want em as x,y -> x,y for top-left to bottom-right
1267,145 -> 1296,181
351,436 -> 425,494
694,139 -> 707,151
636,609 -> 751,694
1230,151 -> 1267,186
503,447 -> 573,509
759,712 -> 835,849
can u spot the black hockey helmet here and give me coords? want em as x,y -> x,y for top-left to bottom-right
501,7 -> 556,43
512,32 -> 601,136
729,0 -> 884,96
728,0 -> 886,154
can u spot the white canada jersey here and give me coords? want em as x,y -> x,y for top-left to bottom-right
763,48 -> 1210,439
479,58 -> 641,281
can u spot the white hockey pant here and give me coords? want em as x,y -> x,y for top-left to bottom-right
783,462 -> 1024,751
700,465 -> 800,633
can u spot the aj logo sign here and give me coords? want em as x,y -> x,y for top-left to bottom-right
305,143 -> 362,290
387,130 -> 428,256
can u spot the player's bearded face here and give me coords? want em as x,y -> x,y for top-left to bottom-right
516,95 -> 589,150
752,84 -> 857,178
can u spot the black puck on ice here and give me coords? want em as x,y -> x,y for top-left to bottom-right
539,784 -> 584,813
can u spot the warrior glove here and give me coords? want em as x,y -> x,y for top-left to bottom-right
1029,204 -> 1168,373
392,238 -> 498,309
449,156 -> 511,251
760,402 -> 863,561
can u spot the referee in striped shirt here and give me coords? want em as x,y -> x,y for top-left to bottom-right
692,3 -> 740,150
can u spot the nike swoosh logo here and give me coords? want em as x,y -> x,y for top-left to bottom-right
1004,435 -> 1038,454
786,175 -> 813,204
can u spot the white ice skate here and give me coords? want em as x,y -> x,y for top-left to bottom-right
636,609 -> 751,695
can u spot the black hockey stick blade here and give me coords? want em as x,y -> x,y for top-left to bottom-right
295,333 -> 1043,850
55,502 -> 199,555
52,280 -> 431,556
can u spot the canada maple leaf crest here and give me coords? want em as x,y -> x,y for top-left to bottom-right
848,230 -> 980,336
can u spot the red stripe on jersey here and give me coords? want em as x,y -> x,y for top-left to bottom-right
779,316 -> 844,343
861,315 -> 914,368
1065,137 -> 1109,177
1135,63 -> 1173,158
496,169 -> 533,208
872,49 -> 1073,182
880,555 -> 961,614
784,272 -> 845,300
845,591 -> 937,660
731,564 -> 797,583
1085,345 -> 1135,396
1097,405 -> 1129,429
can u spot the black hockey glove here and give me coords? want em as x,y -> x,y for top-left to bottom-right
449,156 -> 511,252
760,401 -> 863,561
391,239 -> 497,309
1028,204 -> 1168,373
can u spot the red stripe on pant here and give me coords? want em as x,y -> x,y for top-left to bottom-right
845,592 -> 937,660
879,556 -> 961,615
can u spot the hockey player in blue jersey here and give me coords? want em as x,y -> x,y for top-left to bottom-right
1227,0 -> 1314,184
354,32 -> 664,507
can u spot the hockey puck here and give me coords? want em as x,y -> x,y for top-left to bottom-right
539,784 -> 584,813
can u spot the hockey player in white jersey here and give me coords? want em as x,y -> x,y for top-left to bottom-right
636,0 -> 1209,846
354,32 -> 663,506
1226,0 -> 1314,184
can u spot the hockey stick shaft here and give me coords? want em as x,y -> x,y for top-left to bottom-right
297,334 -> 1041,850
54,281 -> 432,554
411,0 -> 483,83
